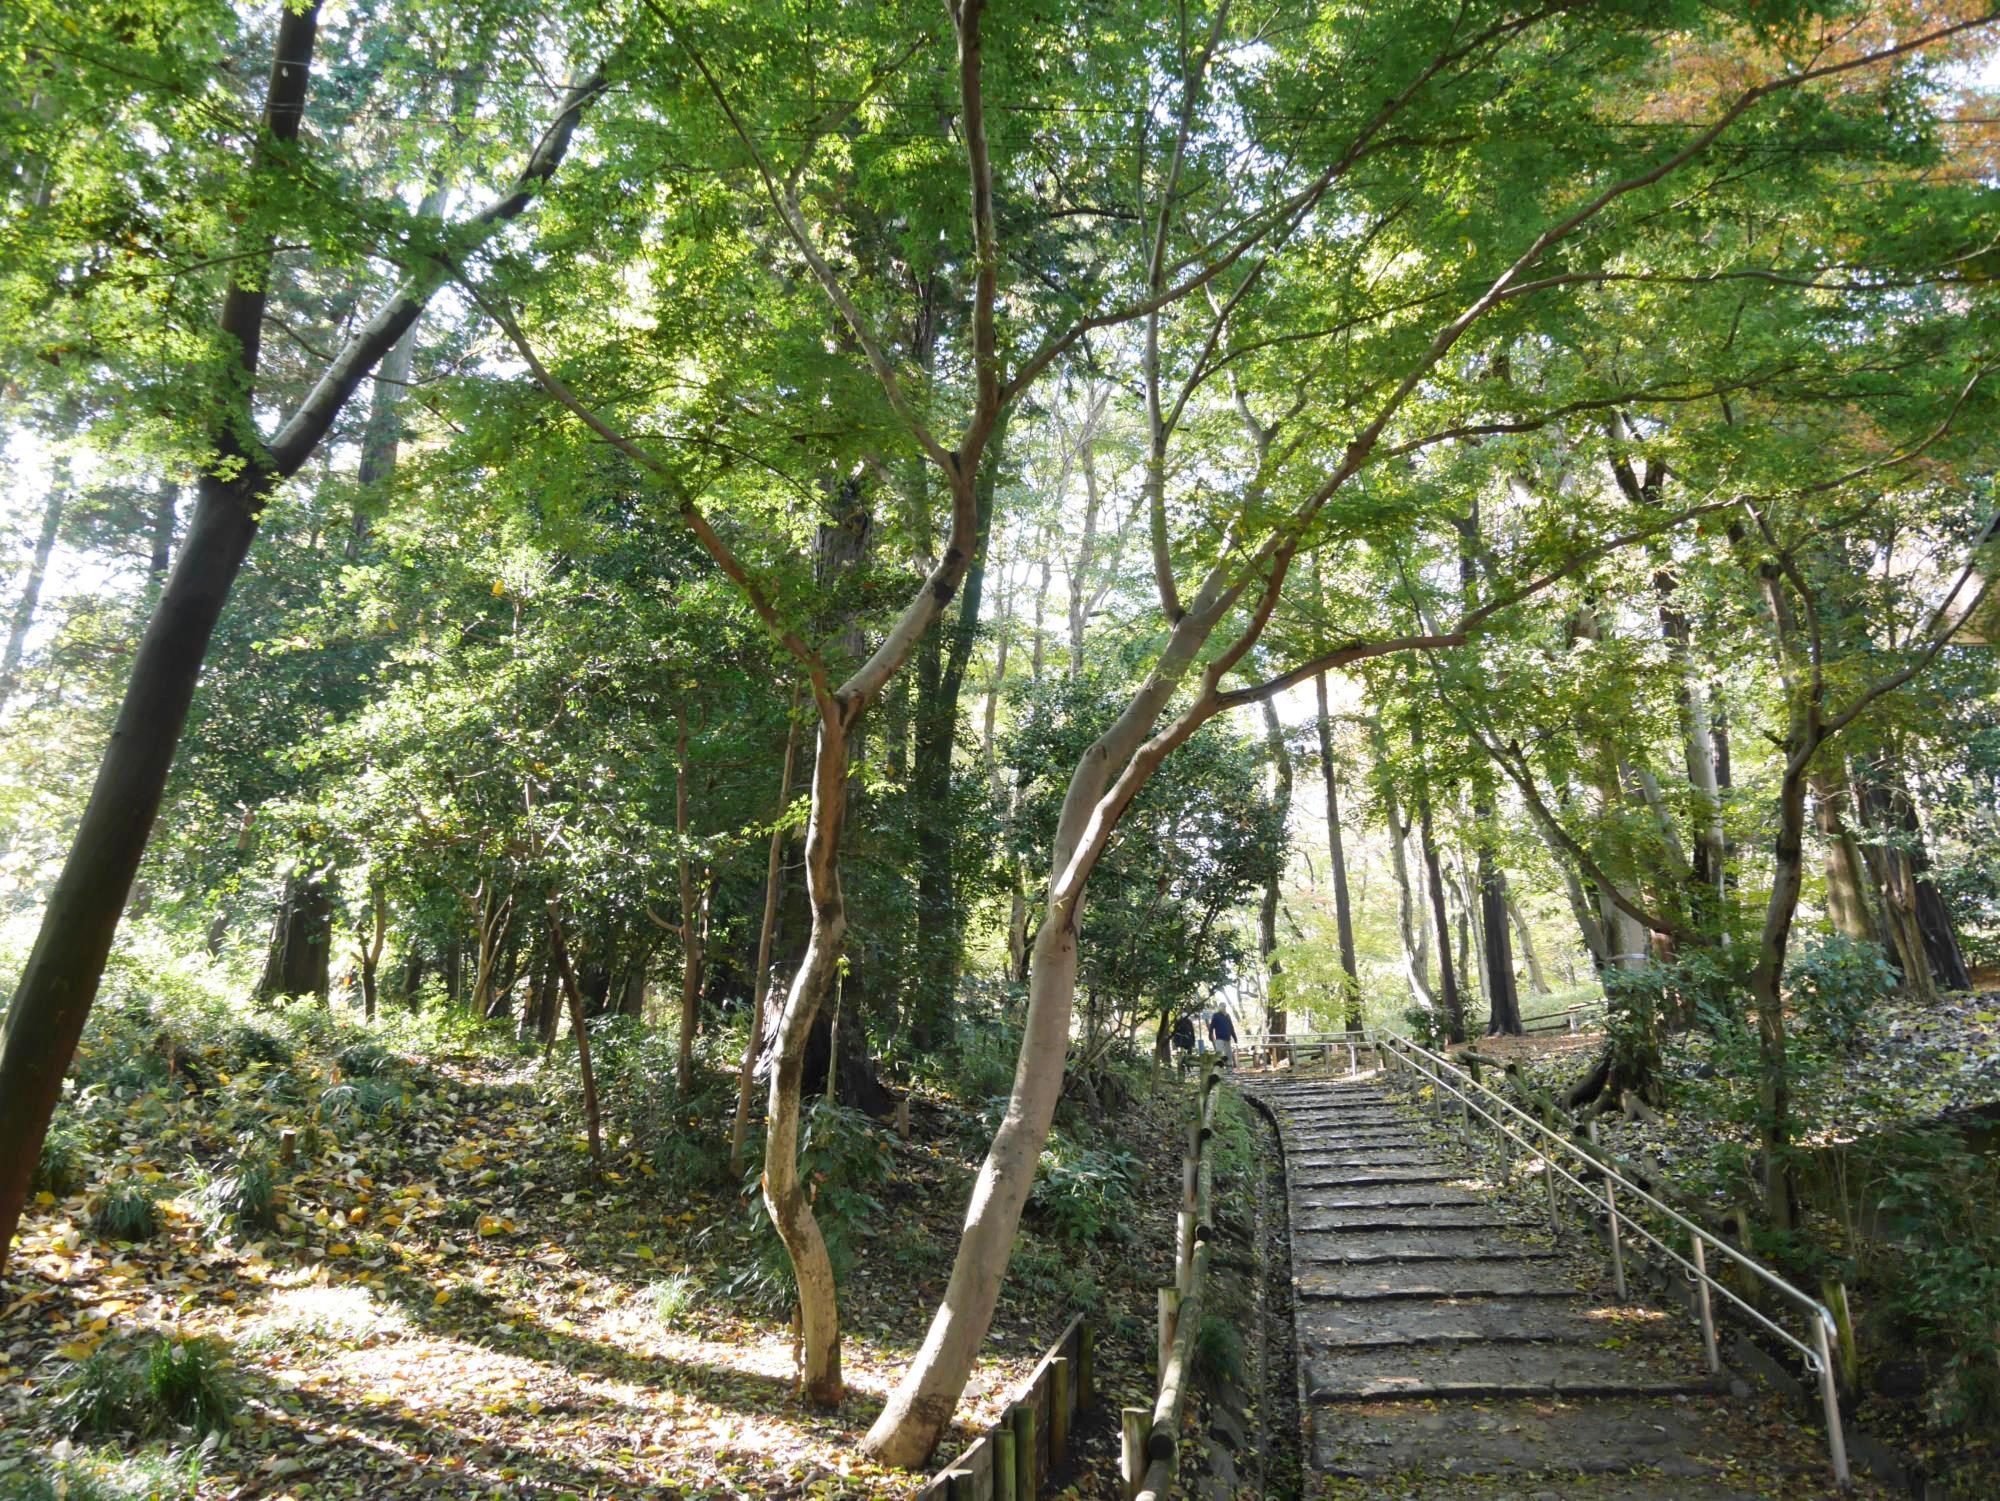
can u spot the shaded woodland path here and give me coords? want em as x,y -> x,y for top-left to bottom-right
1242,1072 -> 1863,1499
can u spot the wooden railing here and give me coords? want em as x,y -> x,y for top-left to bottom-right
918,1313 -> 1095,1501
1119,1055 -> 1222,1500
1236,1028 -> 1379,1074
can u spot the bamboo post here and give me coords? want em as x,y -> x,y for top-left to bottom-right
993,1425 -> 1017,1501
1012,1401 -> 1038,1501
1120,1409 -> 1151,1500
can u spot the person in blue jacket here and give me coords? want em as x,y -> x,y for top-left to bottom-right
1207,1007 -> 1238,1066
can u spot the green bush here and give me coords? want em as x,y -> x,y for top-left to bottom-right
334,1040 -> 394,1078
228,1024 -> 294,1068
1788,934 -> 1895,1053
47,1336 -> 237,1440
1030,1135 -> 1140,1244
189,1149 -> 278,1237
1194,1312 -> 1245,1387
47,1347 -> 148,1437
645,1271 -> 701,1330
31,1125 -> 86,1198
142,1339 -> 236,1435
89,1186 -> 161,1243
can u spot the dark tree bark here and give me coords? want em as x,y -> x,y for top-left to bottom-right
545,906 -> 604,1174
908,409 -> 1008,1051
256,872 -> 333,1004
1259,696 -> 1295,1033
1415,778 -> 1464,1044
148,482 -> 176,581
0,21 -> 604,1273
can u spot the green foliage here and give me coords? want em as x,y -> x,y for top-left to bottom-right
31,1124 -> 86,1199
88,1186 -> 161,1243
188,1150 -> 278,1238
1029,1133 -> 1141,1245
229,1026 -> 294,1069
645,1272 -> 701,1331
141,1340 -> 237,1437
1788,935 -> 1896,1054
333,1041 -> 394,1078
0,1442 -> 209,1501
46,1337 -> 234,1440
1193,1313 -> 1245,1388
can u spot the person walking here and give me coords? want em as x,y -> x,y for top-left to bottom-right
1208,1007 -> 1237,1067
1171,1013 -> 1197,1077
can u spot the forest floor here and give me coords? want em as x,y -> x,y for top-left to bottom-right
1,1000 -> 1187,1500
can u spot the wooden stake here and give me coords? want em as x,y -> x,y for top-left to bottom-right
1077,1323 -> 1096,1408
1012,1400 -> 1037,1501
1121,1408 -> 1151,1500
1049,1355 -> 1071,1460
992,1425 -> 1017,1501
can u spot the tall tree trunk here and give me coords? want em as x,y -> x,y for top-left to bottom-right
346,185 -> 444,560
148,482 -> 176,581
1506,888 -> 1548,995
1258,696 -> 1294,1033
1373,731 -> 1435,1012
0,22 -> 603,1274
1315,672 -> 1361,1029
676,700 -> 704,1092
909,409 -> 1008,1051
734,691 -> 801,1171
1856,758 -> 1970,994
0,466 -> 65,711
257,870 -> 334,1004
1477,834 -> 1520,1034
545,905 -> 604,1174
1415,779 -> 1464,1043
1811,767 -> 1877,944
358,882 -> 386,1021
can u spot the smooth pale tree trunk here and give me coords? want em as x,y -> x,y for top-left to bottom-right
1373,729 -> 1435,1011
762,711 -> 855,1406
1257,697 -> 1293,1031
733,694 -> 800,1172
1314,673 -> 1361,1029
1506,889 -> 1548,995
0,466 -> 64,711
0,31 -> 602,1274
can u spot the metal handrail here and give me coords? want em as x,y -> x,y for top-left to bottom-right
1376,1032 -> 1850,1489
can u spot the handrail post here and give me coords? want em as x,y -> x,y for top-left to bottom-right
1813,1317 -> 1852,1488
1604,1172 -> 1627,1299
1543,1152 -> 1560,1237
1691,1237 -> 1721,1374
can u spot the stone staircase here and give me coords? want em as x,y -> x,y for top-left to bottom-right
1244,1072 -> 1849,1499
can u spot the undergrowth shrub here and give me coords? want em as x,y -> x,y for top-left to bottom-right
1194,1312 -> 1245,1387
88,1186 -> 161,1242
31,1124 -> 86,1198
188,1149 -> 278,1237
47,1337 -> 235,1439
1030,1133 -> 1140,1244
0,1440 -> 210,1501
1788,934 -> 1895,1054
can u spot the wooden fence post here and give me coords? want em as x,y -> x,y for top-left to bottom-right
1121,1408 -> 1151,1500
1049,1355 -> 1071,1460
993,1426 -> 1017,1501
1077,1322 -> 1096,1408
1012,1400 -> 1037,1501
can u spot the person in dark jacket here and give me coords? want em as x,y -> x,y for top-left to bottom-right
1208,1008 -> 1237,1066
1171,1013 -> 1197,1076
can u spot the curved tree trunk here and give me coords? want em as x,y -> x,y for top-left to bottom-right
734,694 -> 800,1171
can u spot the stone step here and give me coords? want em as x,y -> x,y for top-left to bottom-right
1295,1203 -> 1513,1233
1285,1127 -> 1421,1144
1307,1341 -> 1716,1403
1308,1397 -> 1761,1483
1299,1261 -> 1582,1301
1289,1168 -> 1463,1189
1294,1227 -> 1556,1264
1277,1110 -> 1410,1127
1293,1183 -> 1485,1210
1301,1296 -> 1676,1348
1288,1149 -> 1440,1169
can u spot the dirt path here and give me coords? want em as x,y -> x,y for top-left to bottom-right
1241,1071 -> 1871,1499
